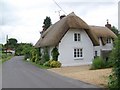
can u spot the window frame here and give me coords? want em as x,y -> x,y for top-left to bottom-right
74,33 -> 81,42
74,48 -> 83,59
106,38 -> 111,44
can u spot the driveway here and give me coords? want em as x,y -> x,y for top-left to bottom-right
2,56 -> 100,88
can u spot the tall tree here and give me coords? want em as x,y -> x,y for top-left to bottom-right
111,26 -> 119,36
42,16 -> 52,31
4,38 -> 18,49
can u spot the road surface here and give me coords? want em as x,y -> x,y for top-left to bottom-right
2,56 -> 101,88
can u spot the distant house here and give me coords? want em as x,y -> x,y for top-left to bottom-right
4,48 -> 15,55
35,12 -> 117,66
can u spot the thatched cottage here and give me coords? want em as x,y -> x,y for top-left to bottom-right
35,12 -> 117,66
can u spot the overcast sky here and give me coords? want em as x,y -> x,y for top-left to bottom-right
0,0 -> 119,45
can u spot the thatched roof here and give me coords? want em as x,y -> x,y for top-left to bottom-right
35,12 -> 117,47
90,26 -> 117,45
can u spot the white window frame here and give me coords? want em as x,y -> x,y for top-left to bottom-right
74,48 -> 83,59
74,33 -> 81,41
107,38 -> 111,43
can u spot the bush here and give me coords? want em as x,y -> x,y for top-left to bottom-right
2,54 -> 7,59
35,54 -> 41,64
50,60 -> 61,68
43,60 -> 52,67
31,56 -> 36,62
91,57 -> 106,69
106,49 -> 115,68
39,59 -> 46,65
24,54 -> 30,60
108,35 -> 120,89
43,60 -> 61,68
51,47 -> 59,61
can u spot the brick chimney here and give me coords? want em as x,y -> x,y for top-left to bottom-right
105,19 -> 111,29
60,15 -> 66,19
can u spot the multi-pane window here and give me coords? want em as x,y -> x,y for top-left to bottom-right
107,38 -> 111,43
74,33 -> 80,41
74,48 -> 83,58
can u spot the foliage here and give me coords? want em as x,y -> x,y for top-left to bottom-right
43,60 -> 61,68
8,38 -> 18,46
4,38 -> 18,50
108,35 -> 120,89
22,44 -> 33,60
39,59 -> 46,65
43,16 -> 52,31
51,47 -> 59,61
30,48 -> 41,63
106,49 -> 116,68
111,26 -> 119,36
91,57 -> 106,70
43,60 -> 52,67
15,44 -> 24,55
2,53 -> 13,63
50,60 -> 61,68
41,47 -> 49,63
28,60 -> 50,69
14,43 -> 33,60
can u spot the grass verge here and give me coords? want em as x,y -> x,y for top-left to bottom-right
24,60 -> 51,69
2,54 -> 13,63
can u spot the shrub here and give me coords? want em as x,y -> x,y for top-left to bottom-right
108,35 -> 120,89
43,60 -> 61,68
42,47 -> 49,62
91,57 -> 106,69
2,54 -> 7,59
50,60 -> 61,68
51,47 -> 59,61
106,49 -> 115,68
39,59 -> 46,65
31,56 -> 36,62
35,54 -> 40,64
24,54 -> 30,60
43,60 -> 52,67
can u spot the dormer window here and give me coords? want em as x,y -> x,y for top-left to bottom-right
74,33 -> 81,41
107,38 -> 111,43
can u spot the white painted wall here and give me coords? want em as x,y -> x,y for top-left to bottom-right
94,38 -> 113,57
58,29 -> 94,66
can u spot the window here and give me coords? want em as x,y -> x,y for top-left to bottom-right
74,33 -> 81,41
95,51 -> 97,57
74,48 -> 83,58
107,38 -> 111,43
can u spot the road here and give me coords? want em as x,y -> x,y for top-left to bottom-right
2,56 -> 100,88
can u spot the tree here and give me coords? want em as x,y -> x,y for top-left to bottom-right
111,26 -> 119,36
15,43 -> 33,57
4,38 -> 18,49
108,34 -> 120,89
42,16 -> 52,31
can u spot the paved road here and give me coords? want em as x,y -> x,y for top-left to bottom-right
2,56 -> 101,88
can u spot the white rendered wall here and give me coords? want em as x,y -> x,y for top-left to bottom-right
58,29 -> 94,66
